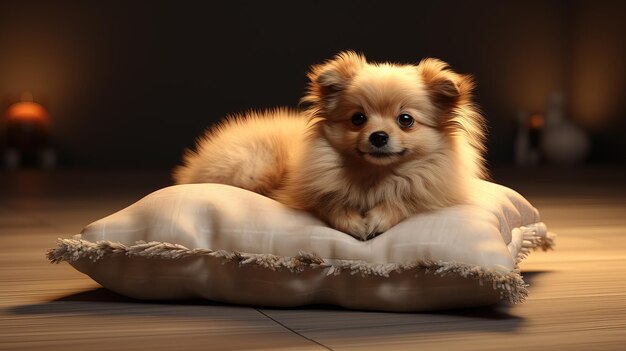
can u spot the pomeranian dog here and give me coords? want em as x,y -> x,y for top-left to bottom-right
173,51 -> 486,240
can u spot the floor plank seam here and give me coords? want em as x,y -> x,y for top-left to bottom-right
255,309 -> 333,351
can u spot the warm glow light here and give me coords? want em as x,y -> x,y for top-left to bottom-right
529,114 -> 544,129
5,101 -> 50,125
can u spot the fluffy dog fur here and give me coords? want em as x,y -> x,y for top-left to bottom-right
173,51 -> 486,240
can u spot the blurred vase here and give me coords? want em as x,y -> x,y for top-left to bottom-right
541,92 -> 590,165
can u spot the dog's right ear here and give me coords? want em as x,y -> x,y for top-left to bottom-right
302,51 -> 366,114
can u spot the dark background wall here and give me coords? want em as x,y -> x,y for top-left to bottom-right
0,0 -> 625,169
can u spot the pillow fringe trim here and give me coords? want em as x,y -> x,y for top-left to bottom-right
517,224 -> 556,264
45,234 -> 551,305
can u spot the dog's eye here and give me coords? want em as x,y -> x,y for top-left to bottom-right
397,114 -> 415,128
351,113 -> 367,126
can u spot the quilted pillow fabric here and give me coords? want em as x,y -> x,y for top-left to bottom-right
48,179 -> 553,311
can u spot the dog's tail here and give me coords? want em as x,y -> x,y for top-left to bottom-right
172,108 -> 317,196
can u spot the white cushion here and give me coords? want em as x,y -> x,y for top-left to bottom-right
48,179 -> 554,311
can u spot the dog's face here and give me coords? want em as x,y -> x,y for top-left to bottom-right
303,52 -> 481,167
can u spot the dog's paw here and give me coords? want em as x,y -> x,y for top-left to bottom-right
328,209 -> 369,241
364,215 -> 394,237
364,205 -> 401,237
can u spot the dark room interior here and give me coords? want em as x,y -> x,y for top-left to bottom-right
1,0 -> 625,168
1,1 -> 625,350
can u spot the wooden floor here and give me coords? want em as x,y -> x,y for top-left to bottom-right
1,167 -> 625,350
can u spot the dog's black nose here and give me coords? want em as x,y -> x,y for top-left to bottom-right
369,131 -> 389,148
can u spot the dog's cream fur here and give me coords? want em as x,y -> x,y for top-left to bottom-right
174,51 -> 486,240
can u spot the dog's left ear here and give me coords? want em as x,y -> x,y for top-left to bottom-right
302,51 -> 366,114
417,58 -> 473,112
418,58 -> 486,157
